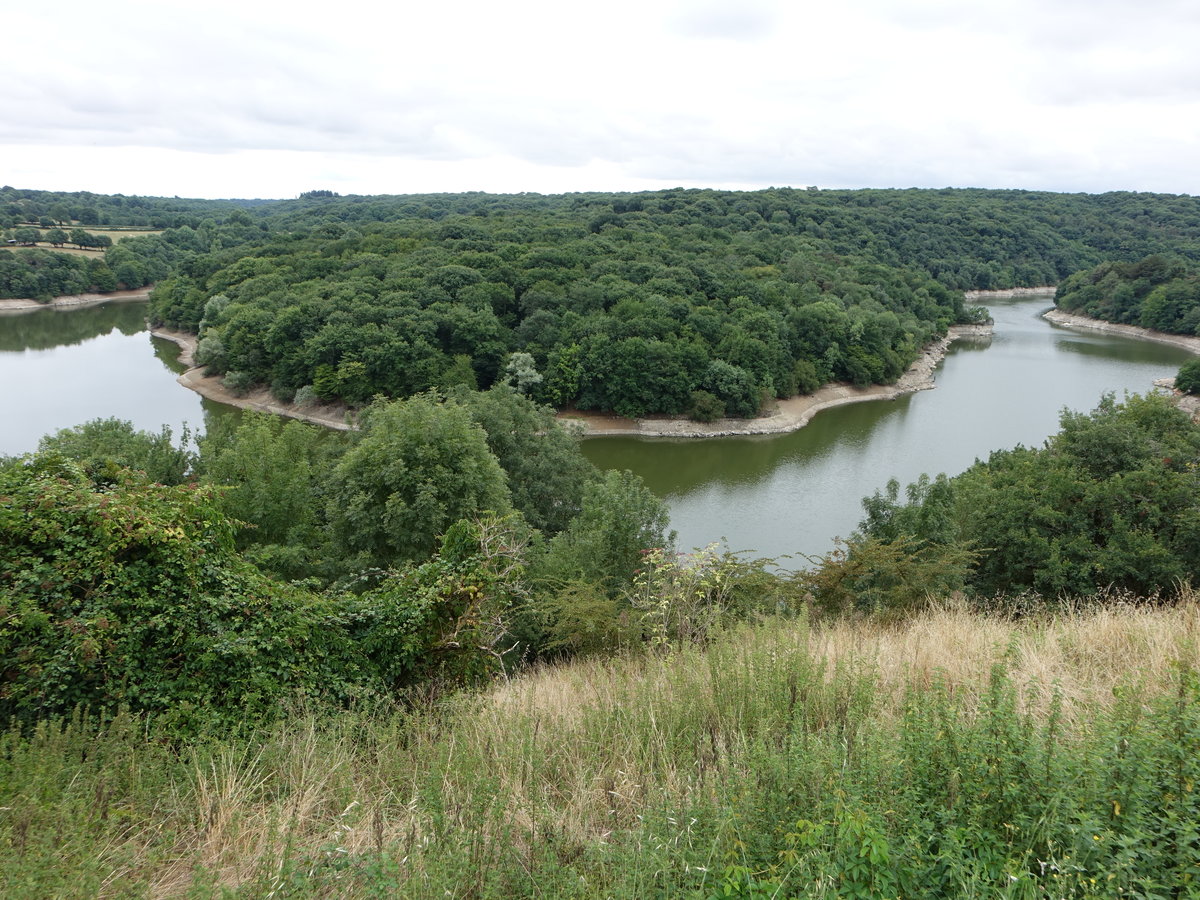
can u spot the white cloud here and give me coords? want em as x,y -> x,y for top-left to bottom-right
3,0 -> 1197,198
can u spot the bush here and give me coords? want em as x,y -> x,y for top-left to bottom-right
222,370 -> 254,396
0,456 -> 374,730
689,390 -> 725,422
1175,357 -> 1200,394
293,384 -> 318,407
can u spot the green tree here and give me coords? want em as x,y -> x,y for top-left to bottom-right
1175,358 -> 1200,395
42,227 -> 69,248
199,412 -> 339,578
326,394 -> 512,568
503,351 -> 543,395
538,469 -> 674,594
859,393 -> 1200,599
37,418 -> 194,485
457,384 -> 598,535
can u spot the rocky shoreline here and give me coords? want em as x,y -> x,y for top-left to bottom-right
560,324 -> 995,438
0,288 -> 153,315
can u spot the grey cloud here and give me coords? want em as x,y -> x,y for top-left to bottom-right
667,1 -> 778,40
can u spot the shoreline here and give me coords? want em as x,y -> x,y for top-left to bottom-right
1044,307 -> 1200,420
154,323 -> 996,439
561,323 -> 995,438
1043,308 -> 1200,355
964,286 -> 1056,300
0,288 -> 153,315
150,329 -> 358,431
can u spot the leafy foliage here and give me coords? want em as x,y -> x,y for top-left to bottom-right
537,469 -> 674,595
454,383 -> 597,535
130,187 -> 1200,418
37,417 -> 194,485
326,394 -> 512,569
353,515 -> 531,689
854,392 -> 1200,599
1175,356 -> 1200,394
1056,254 -> 1200,334
0,455 -> 373,729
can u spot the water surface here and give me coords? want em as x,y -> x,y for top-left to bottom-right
582,296 -> 1195,564
0,301 -> 213,456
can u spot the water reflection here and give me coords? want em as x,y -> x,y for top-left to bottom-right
0,300 -> 147,352
0,301 -> 208,457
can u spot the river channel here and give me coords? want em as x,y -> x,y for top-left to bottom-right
1,293 -> 1194,565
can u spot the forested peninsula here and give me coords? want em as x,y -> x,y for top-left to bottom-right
8,185 -> 1200,421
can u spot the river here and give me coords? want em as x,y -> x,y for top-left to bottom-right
581,293 -> 1195,564
0,300 -> 217,456
1,293 -> 1193,565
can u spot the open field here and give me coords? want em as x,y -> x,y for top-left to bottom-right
3,228 -> 164,256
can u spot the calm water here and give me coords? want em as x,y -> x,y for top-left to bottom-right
1,295 -> 1194,566
0,301 -> 216,456
582,295 -> 1196,564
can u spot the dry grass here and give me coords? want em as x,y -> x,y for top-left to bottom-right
9,598 -> 1200,898
3,229 -> 164,258
148,599 -> 1198,893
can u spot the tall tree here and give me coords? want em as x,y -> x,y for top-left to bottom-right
326,394 -> 512,569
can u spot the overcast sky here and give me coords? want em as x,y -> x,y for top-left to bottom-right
6,0 -> 1199,200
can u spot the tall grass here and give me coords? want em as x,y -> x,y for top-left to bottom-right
4,600 -> 1200,897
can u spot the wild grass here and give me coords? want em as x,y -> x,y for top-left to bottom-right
4,598 -> 1200,897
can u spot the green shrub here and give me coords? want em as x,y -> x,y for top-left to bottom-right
1175,357 -> 1200,394
0,455 -> 374,730
689,389 -> 725,422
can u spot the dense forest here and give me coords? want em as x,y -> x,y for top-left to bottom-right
7,184 -> 1200,417
1055,254 -> 1200,335
146,188 -> 1200,417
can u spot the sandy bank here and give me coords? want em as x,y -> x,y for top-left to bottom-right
0,288 -> 153,315
1043,309 -> 1200,355
964,286 -> 1056,300
150,330 -> 358,431
560,324 -> 995,438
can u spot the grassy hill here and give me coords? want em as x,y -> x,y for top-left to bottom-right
5,600 -> 1200,898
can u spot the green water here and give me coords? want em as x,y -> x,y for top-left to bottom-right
582,295 -> 1196,564
1,295 -> 1194,565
